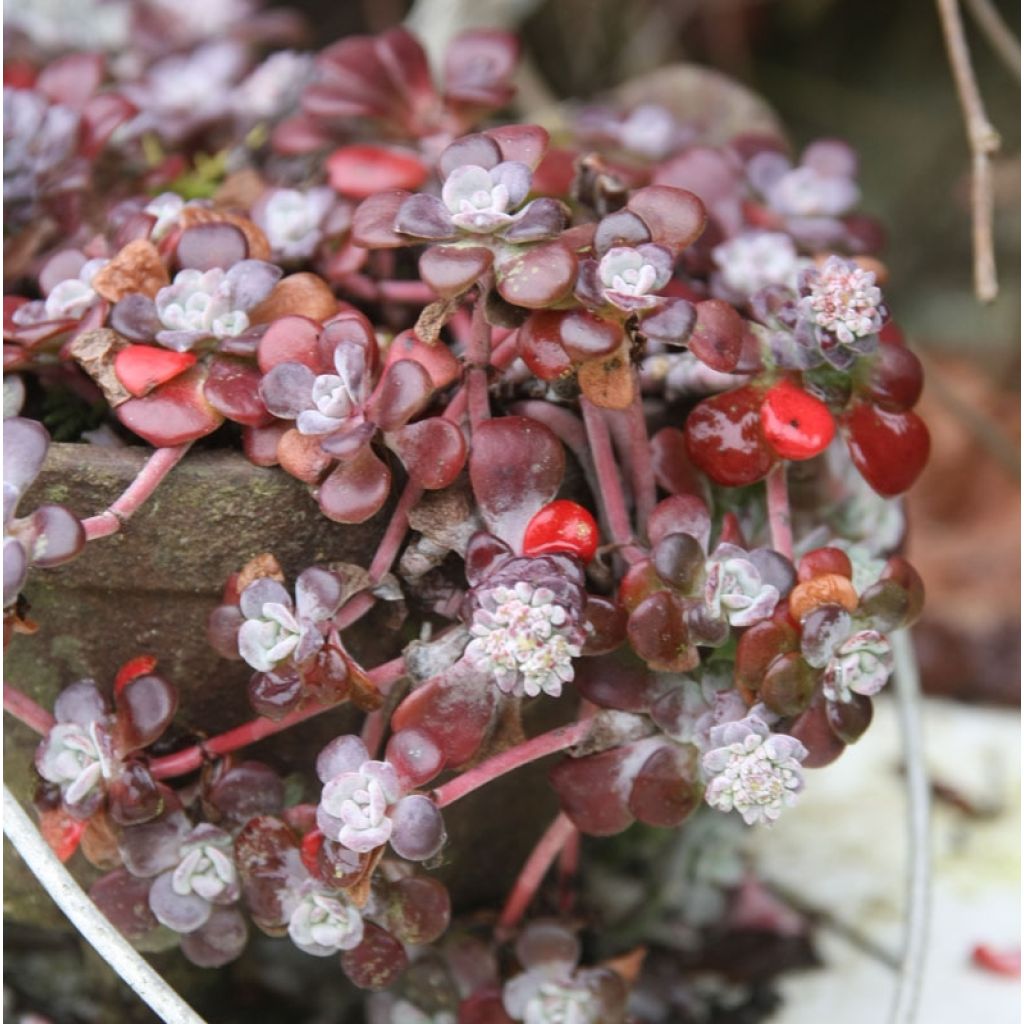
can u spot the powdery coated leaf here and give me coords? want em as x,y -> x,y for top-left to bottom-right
295,566 -> 344,621
176,223 -> 248,272
317,446 -> 391,524
259,362 -> 317,419
391,418 -> 467,490
628,742 -> 701,827
484,124 -> 548,170
469,416 -> 564,551
444,31 -> 519,106
395,194 -> 458,241
438,133 -> 503,178
688,299 -> 744,372
647,494 -> 711,550
257,316 -> 324,373
53,679 -> 107,726
388,794 -> 446,862
500,198 -> 568,243
549,746 -> 638,836
118,807 -> 191,878
90,869 -> 161,941
341,922 -> 409,991
149,870 -> 212,933
208,761 -> 285,826
4,417 -> 50,493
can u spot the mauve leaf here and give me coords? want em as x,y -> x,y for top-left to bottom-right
176,223 -> 248,271
36,52 -> 103,110
626,185 -> 706,254
225,260 -> 283,312
351,191 -> 411,249
444,30 -> 519,105
629,743 -> 701,828
495,240 -> 577,309
24,505 -> 85,567
110,295 -> 162,343
500,198 -> 568,243
641,297 -> 696,346
376,25 -> 436,112
383,329 -> 460,389
259,362 -> 316,419
648,494 -> 711,550
90,869 -> 160,940
257,315 -> 323,373
4,539 -> 28,608
204,356 -> 273,427
367,359 -> 433,431
295,566 -> 344,621
80,93 -> 135,159
116,366 -> 224,446
209,761 -> 286,825
114,673 -> 178,752
391,418 -> 467,490
518,310 -> 572,381
559,309 -> 622,360
4,416 -> 50,492
593,210 -> 651,255
317,446 -> 391,523
395,194 -> 458,241
484,124 -> 549,170
650,426 -> 702,497
438,134 -> 503,179
319,421 -> 376,460
550,747 -> 636,836
326,144 -> 428,199
53,679 -> 106,726
688,299 -> 743,372
469,416 -> 564,551
243,423 -> 286,467
149,870 -> 212,933
39,250 -> 87,295
574,651 -> 658,712
418,245 -> 493,299
181,907 -> 248,967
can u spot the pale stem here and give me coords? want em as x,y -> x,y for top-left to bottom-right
3,683 -> 55,735
936,0 -> 1002,302
962,0 -> 1021,79
497,812 -> 578,936
81,443 -> 192,541
765,462 -> 794,560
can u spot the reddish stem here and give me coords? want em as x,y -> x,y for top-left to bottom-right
558,827 -> 581,915
340,274 -> 437,305
497,813 -> 578,936
766,463 -> 794,560
580,398 -> 641,561
432,719 -> 592,809
621,397 -> 657,542
149,656 -> 407,780
3,683 -> 55,735
82,443 -> 192,541
467,283 -> 493,432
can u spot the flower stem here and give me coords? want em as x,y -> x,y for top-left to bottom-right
432,719 -> 591,809
766,462 -> 794,560
3,683 -> 55,735
580,398 -> 641,561
149,656 -> 406,780
497,812 -> 578,936
81,442 -> 192,541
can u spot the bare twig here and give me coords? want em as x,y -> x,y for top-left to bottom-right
3,786 -> 209,1024
962,0 -> 1021,79
888,630 -> 932,1024
936,0 -> 1002,302
765,463 -> 794,560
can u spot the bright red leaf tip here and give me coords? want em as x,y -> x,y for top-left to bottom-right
39,808 -> 87,862
300,828 -> 325,878
523,500 -> 599,562
114,655 -> 159,696
972,944 -> 1021,977
114,345 -> 196,398
760,378 -> 835,460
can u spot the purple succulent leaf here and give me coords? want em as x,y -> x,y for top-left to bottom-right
223,260 -> 283,311
640,297 -> 696,346
3,537 -> 27,607
489,160 -> 532,207
259,362 -> 317,419
180,907 -> 248,968
395,194 -> 458,240
119,808 -> 192,878
154,329 -> 210,352
593,209 -> 652,256
573,260 -> 605,308
316,735 -> 370,784
22,504 -> 85,568
389,794 -> 446,862
295,566 -> 344,622
318,420 -> 376,460
499,197 -> 568,243
240,578 -> 294,619
149,870 -> 214,933
4,417 -> 50,493
438,133 -> 503,178
747,150 -> 791,195
208,605 -> 245,660
110,294 -> 162,342
53,679 -> 107,726
367,359 -> 432,432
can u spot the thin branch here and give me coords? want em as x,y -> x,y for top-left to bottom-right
497,812 -> 578,936
432,719 -> 592,809
888,629 -> 932,1024
3,786 -> 209,1024
620,398 -> 657,541
150,656 -> 407,780
962,0 -> 1021,79
765,462 -> 794,560
467,281 -> 493,432
3,683 -> 55,735
81,443 -> 192,541
936,0 -> 1002,302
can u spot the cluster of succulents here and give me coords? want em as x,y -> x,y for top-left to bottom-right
4,9 -> 930,1022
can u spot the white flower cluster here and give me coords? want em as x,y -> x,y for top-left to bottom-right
800,256 -> 884,345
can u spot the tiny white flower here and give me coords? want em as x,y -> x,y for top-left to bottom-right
767,165 -> 859,218
799,256 -> 883,346
257,187 -> 335,263
465,582 -> 584,698
522,980 -> 603,1024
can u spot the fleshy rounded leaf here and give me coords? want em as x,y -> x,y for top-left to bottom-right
327,145 -> 428,199
496,241 -> 577,309
418,245 -> 493,299
317,446 -> 391,523
391,418 -> 467,490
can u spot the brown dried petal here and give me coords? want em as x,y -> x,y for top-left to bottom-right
91,240 -> 169,302
249,274 -> 338,325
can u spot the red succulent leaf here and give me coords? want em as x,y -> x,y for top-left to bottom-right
38,806 -> 87,862
522,499 -> 599,562
351,190 -> 412,248
391,418 -> 467,490
495,240 -> 577,309
760,378 -> 835,460
628,743 -> 702,828
841,401 -> 930,497
113,345 -> 195,398
483,124 -> 548,170
684,384 -> 777,487
469,415 -> 565,551
518,311 -> 573,381
317,445 -> 391,523
550,746 -> 638,836
327,144 -> 429,199
687,299 -> 744,372
367,358 -> 433,431
114,655 -> 159,696
573,651 -> 659,712
116,365 -> 225,446
257,316 -> 324,373
113,673 -> 177,753
418,245 -> 493,299
342,922 -> 409,991
650,426 -> 703,497
626,185 -> 706,255
204,356 -> 274,427
786,692 -> 846,768
383,329 -> 460,389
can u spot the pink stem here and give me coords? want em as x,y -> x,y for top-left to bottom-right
621,397 -> 657,541
81,443 -> 192,541
558,827 -> 581,915
766,463 -> 794,560
3,683 -> 55,735
580,398 -> 641,561
150,656 -> 407,780
497,813 -> 578,935
339,274 -> 437,305
433,719 -> 591,809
